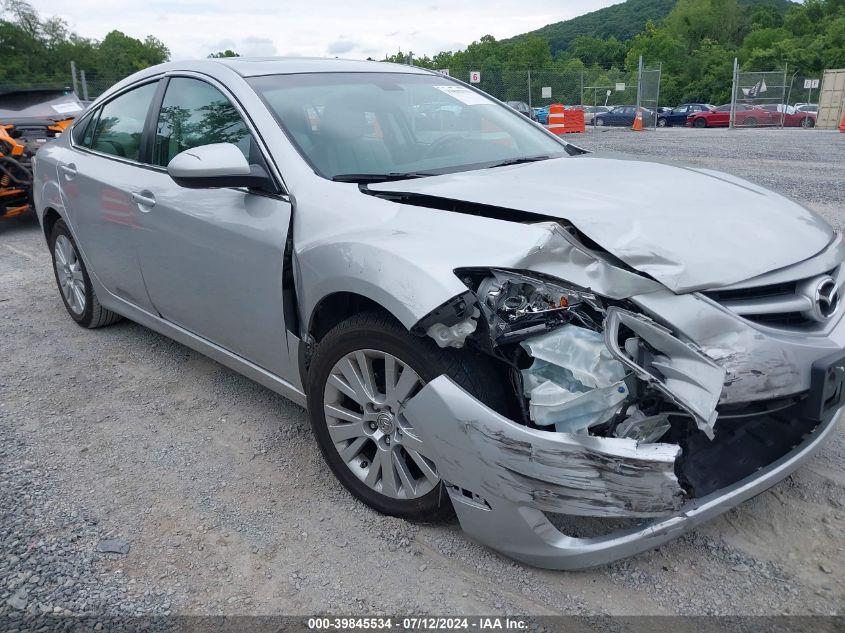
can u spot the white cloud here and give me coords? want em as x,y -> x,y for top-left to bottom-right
32,0 -> 625,62
327,39 -> 357,55
239,36 -> 278,57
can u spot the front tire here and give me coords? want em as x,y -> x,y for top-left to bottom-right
657,118 -> 668,128
49,220 -> 122,329
307,311 -> 507,522
595,117 -> 605,127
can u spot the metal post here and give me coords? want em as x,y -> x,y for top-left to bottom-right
527,69 -> 531,108
783,69 -> 797,129
580,71 -> 584,107
780,64 -> 789,128
636,55 -> 643,112
654,62 -> 662,130
80,70 -> 89,102
729,58 -> 739,130
70,61 -> 79,97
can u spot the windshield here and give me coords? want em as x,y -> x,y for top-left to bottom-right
248,72 -> 567,181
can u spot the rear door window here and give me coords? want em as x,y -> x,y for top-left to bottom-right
90,81 -> 158,161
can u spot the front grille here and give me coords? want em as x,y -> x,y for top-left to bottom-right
746,312 -> 814,327
703,272 -> 838,330
706,281 -> 796,303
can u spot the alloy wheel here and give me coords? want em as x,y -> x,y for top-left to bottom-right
322,349 -> 439,500
54,235 -> 86,315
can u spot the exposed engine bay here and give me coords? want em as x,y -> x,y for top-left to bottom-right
425,268 -> 724,441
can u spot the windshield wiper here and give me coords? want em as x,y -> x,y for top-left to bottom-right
484,155 -> 554,169
331,172 -> 434,183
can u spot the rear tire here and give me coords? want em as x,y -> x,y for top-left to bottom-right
307,311 -> 508,522
49,220 -> 123,329
801,117 -> 815,128
745,117 -> 757,127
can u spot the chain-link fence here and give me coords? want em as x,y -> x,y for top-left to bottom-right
730,62 -> 790,128
75,72 -> 123,101
638,62 -> 662,129
433,65 -> 643,109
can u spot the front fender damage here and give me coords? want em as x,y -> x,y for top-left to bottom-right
410,260 -> 728,521
404,377 -> 683,518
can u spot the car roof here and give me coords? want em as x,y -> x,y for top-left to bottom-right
214,57 -> 433,77
91,57 -> 442,106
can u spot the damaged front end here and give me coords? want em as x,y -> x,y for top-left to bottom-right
428,268 -> 726,448
406,268 -> 836,569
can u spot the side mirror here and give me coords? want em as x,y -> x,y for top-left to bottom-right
167,142 -> 276,192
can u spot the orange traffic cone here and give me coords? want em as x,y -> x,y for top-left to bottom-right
839,111 -> 845,133
632,107 -> 644,131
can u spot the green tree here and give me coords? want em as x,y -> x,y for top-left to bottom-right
208,49 -> 240,58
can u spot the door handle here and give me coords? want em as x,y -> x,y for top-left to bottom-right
130,190 -> 156,209
59,163 -> 77,179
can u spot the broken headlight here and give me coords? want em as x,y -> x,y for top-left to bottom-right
471,269 -> 604,345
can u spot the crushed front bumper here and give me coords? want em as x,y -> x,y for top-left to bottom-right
404,376 -> 839,570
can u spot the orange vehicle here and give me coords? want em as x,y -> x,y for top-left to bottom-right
1,88 -> 82,220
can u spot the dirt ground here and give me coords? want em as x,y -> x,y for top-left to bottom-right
1,127 -> 843,619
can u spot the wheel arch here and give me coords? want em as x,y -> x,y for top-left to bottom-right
42,207 -> 63,242
307,290 -> 397,343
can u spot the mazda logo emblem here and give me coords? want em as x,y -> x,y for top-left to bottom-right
814,277 -> 839,321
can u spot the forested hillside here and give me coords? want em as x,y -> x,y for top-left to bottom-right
506,0 -> 795,54
386,0 -> 845,105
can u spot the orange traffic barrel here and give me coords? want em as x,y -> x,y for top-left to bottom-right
547,104 -> 566,135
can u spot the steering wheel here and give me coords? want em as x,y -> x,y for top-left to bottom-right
423,134 -> 465,159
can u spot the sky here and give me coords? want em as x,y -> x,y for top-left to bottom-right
30,0 -> 626,61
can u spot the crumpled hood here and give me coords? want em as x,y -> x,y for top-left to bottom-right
369,155 -> 834,292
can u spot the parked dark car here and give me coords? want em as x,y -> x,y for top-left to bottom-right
506,101 -> 535,120
658,104 -> 714,127
593,105 -> 655,127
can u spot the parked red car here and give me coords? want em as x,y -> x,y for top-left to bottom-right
687,103 -> 774,128
759,104 -> 816,128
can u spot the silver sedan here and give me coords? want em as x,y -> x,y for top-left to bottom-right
34,58 -> 843,569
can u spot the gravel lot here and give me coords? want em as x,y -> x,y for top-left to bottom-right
1,127 -> 844,624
